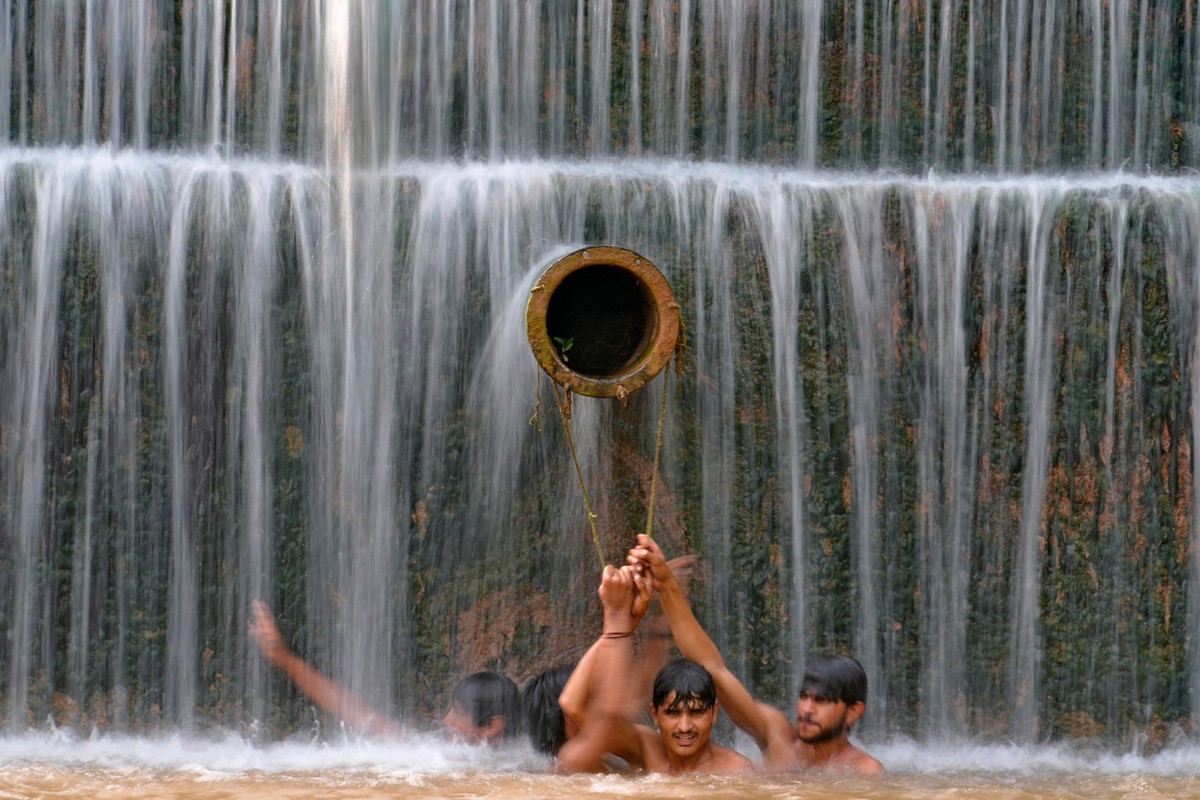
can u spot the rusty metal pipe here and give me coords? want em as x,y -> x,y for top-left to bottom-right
526,246 -> 680,399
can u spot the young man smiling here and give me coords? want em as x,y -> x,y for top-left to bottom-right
646,657 -> 746,771
555,565 -> 752,775
627,535 -> 884,774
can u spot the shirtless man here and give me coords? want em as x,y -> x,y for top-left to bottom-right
627,535 -> 884,774
521,554 -> 699,761
556,565 -> 753,775
249,600 -> 520,743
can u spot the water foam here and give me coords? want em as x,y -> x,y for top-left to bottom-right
0,730 -> 1196,778
0,729 -> 548,775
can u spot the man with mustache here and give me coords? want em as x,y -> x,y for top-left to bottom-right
627,535 -> 884,774
555,564 -> 752,775
790,653 -> 879,768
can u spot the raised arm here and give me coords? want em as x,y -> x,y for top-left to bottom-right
556,565 -> 650,771
556,636 -> 604,733
627,535 -> 792,753
558,555 -> 653,731
628,554 -> 697,720
249,600 -> 403,737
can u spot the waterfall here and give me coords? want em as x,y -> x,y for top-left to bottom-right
0,1 -> 1198,746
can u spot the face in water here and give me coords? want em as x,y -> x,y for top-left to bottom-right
440,671 -> 518,744
441,703 -> 500,744
651,692 -> 718,759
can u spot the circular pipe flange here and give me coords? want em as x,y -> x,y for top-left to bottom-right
526,246 -> 680,399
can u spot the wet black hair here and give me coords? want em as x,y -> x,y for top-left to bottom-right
451,670 -> 522,737
521,664 -> 574,755
799,654 -> 868,705
651,658 -> 717,713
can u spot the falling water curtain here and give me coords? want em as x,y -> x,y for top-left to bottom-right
0,0 -> 1198,744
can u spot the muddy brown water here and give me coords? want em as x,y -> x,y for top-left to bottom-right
2,734 -> 1197,799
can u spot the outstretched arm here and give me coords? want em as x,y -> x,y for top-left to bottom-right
627,535 -> 792,753
556,566 -> 649,772
249,600 -> 403,737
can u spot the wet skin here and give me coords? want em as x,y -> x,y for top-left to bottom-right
441,704 -> 494,744
794,690 -> 852,745
650,694 -> 718,763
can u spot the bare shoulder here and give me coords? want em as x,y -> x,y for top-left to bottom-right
632,723 -> 668,771
842,746 -> 885,775
711,743 -> 755,774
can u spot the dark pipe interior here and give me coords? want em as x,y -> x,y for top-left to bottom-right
545,264 -> 652,377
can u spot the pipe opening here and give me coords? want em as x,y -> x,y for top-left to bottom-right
545,264 -> 652,377
526,245 -> 679,399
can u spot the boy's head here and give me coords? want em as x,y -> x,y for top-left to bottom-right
521,664 -> 575,755
442,670 -> 521,743
651,657 -> 717,712
650,658 -> 719,760
794,654 -> 868,744
798,654 -> 868,705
